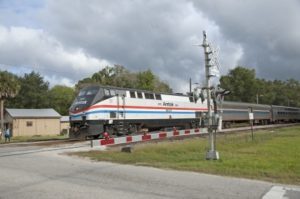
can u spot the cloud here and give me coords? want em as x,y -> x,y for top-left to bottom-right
191,0 -> 300,80
5,0 -> 298,93
0,25 -> 110,86
39,0 -> 243,92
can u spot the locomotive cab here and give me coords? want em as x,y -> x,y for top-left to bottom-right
69,86 -> 105,139
69,85 -> 128,139
70,85 -> 102,113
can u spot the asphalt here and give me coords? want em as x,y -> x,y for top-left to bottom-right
0,142 -> 299,199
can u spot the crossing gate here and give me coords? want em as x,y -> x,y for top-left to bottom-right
91,128 -> 208,147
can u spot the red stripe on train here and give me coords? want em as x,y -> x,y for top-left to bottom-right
71,104 -> 208,114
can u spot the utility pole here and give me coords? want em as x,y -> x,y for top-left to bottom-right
202,31 -> 219,160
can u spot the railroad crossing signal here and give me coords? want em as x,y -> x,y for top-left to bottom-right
201,31 -> 228,160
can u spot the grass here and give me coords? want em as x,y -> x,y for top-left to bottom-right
0,134 -> 68,144
73,126 -> 300,185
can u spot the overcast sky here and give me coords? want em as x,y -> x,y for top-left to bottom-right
1,0 -> 300,92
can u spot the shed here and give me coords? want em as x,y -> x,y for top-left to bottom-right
60,116 -> 70,135
5,108 -> 61,137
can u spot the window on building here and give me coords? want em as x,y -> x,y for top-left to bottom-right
26,121 -> 33,127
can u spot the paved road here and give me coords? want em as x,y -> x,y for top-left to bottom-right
0,143 -> 299,199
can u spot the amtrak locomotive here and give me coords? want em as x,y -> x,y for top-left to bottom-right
69,85 -> 208,139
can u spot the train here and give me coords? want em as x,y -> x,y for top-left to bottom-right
221,101 -> 300,128
69,85 -> 300,139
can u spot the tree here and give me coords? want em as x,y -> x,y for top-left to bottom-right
76,65 -> 172,93
219,66 -> 300,106
8,71 -> 50,108
75,65 -> 125,92
255,79 -> 275,104
111,65 -> 137,88
220,66 -> 258,102
48,85 -> 75,115
285,79 -> 300,107
153,79 -> 172,93
136,70 -> 155,91
0,71 -> 20,131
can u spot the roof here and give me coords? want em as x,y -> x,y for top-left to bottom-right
6,108 -> 61,118
60,116 -> 69,122
81,84 -> 178,96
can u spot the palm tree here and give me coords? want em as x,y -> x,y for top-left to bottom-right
0,71 -> 20,132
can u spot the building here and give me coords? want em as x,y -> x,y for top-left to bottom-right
60,116 -> 70,135
4,108 -> 61,137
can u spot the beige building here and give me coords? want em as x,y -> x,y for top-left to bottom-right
60,116 -> 70,135
5,109 -> 61,137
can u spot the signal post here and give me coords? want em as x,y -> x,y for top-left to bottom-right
201,31 -> 219,160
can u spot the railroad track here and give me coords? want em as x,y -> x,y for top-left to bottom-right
1,123 -> 298,149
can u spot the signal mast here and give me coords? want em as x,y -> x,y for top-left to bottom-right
195,31 -> 229,160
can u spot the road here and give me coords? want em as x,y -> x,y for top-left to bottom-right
0,142 -> 299,199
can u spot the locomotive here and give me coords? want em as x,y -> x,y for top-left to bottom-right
69,85 -> 207,139
69,85 -> 300,139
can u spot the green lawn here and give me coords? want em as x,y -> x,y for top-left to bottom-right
74,126 -> 300,185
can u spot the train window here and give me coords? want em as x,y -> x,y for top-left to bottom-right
130,91 -> 136,98
155,94 -> 162,100
104,89 -> 110,96
110,111 -> 116,118
145,93 -> 154,99
195,112 -> 202,118
137,92 -> 143,98
189,96 -> 194,102
145,93 -> 150,99
78,90 -> 86,97
116,90 -> 126,96
86,89 -> 98,95
110,90 -> 116,96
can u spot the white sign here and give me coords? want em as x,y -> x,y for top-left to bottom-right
249,113 -> 254,120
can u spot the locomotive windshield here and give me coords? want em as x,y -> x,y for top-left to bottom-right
69,86 -> 100,112
69,85 -> 129,113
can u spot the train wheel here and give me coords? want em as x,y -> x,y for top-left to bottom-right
223,122 -> 231,129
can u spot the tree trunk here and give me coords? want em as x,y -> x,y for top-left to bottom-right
0,99 -> 4,131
